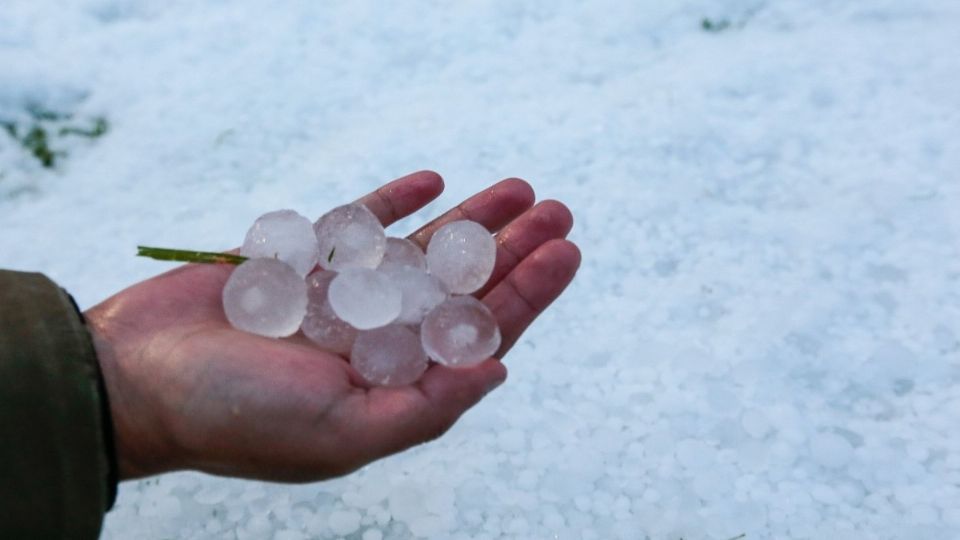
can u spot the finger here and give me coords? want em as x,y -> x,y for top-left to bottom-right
474,199 -> 574,298
409,178 -> 535,248
354,170 -> 445,227
482,239 -> 581,357
348,360 -> 507,460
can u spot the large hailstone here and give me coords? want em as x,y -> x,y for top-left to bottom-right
380,265 -> 449,325
351,325 -> 428,386
301,270 -> 358,355
327,268 -> 402,330
425,220 -> 496,294
240,209 -> 321,277
421,296 -> 501,367
314,203 -> 386,271
379,236 -> 427,271
222,258 -> 308,338
240,210 -> 320,277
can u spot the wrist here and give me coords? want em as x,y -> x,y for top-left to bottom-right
65,294 -> 119,508
84,304 -> 178,480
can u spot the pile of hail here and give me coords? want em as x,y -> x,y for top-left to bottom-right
221,204 -> 501,386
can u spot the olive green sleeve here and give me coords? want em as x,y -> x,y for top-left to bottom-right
0,270 -> 117,539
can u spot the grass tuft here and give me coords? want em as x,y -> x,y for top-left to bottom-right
0,104 -> 108,169
701,17 -> 733,33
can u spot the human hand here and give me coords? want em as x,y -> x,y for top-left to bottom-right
85,171 -> 579,482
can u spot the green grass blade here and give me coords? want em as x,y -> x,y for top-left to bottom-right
136,246 -> 248,265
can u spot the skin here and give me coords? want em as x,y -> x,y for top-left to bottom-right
86,171 -> 580,482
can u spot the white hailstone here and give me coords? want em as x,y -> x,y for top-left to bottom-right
137,494 -> 182,518
351,325 -> 428,386
425,220 -> 496,294
675,439 -> 716,471
379,236 -> 427,271
420,296 -> 501,367
301,270 -> 358,355
362,530 -> 384,540
314,203 -> 386,271
240,209 -> 320,277
328,268 -> 402,330
223,258 -> 307,338
810,432 -> 854,469
328,510 -> 363,536
380,265 -> 449,325
741,409 -> 773,439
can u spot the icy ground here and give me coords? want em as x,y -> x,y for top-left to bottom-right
2,0 -> 959,538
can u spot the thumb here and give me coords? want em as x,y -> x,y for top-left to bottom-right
418,359 -> 508,431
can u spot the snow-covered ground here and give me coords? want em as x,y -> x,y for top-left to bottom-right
2,0 -> 959,538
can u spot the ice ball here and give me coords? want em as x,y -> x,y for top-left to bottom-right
240,209 -> 320,277
421,296 -> 501,367
381,265 -> 449,325
810,432 -> 854,469
328,268 -> 402,330
223,258 -> 308,337
351,325 -> 428,386
425,220 -> 496,294
301,270 -> 359,355
314,203 -> 386,271
379,237 -> 427,271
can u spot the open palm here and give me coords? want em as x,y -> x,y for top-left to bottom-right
86,171 -> 579,482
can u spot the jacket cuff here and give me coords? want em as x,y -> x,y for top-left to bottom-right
0,270 -> 117,538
